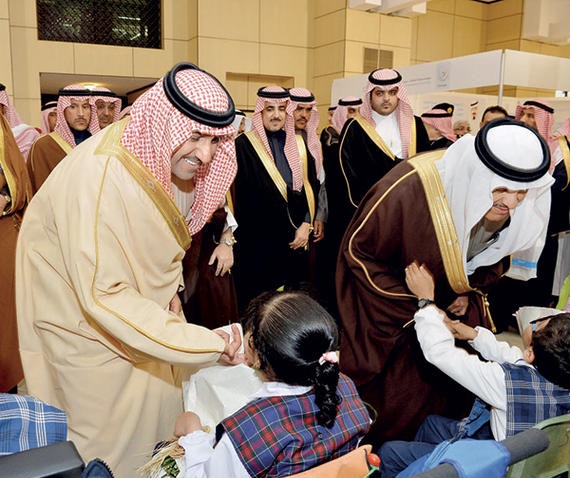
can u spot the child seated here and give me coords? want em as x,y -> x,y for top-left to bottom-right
379,262 -> 570,478
174,290 -> 371,477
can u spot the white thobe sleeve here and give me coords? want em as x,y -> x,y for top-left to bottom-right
180,431 -> 250,478
469,326 -> 524,364
414,306 -> 507,410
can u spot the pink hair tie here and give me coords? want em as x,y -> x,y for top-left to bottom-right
318,351 -> 339,365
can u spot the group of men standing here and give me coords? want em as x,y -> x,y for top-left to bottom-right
1,62 -> 568,478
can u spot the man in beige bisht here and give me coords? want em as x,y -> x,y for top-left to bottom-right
16,63 -> 242,477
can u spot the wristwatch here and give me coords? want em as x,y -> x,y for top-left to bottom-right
417,298 -> 435,309
218,235 -> 237,247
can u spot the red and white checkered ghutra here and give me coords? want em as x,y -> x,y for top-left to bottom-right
120,69 -> 237,235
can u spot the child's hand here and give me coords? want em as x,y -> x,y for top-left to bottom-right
405,262 -> 435,300
174,411 -> 203,437
443,316 -> 478,341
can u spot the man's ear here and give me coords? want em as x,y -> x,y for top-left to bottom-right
524,346 -> 535,364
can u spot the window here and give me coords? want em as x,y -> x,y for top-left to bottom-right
363,48 -> 394,72
37,0 -> 161,49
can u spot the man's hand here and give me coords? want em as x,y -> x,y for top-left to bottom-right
289,222 -> 312,250
208,243 -> 234,277
169,294 -> 182,315
405,262 -> 435,300
174,411 -> 203,437
447,295 -> 469,316
443,316 -> 478,341
313,220 -> 325,242
215,323 -> 245,366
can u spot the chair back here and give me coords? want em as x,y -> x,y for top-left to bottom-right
506,413 -> 570,478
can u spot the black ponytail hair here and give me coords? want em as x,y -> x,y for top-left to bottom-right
242,290 -> 341,428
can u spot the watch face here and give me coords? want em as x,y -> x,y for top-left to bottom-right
418,299 -> 434,309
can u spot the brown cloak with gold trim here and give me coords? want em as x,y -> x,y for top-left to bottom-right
27,132 -> 71,193
0,114 -> 32,392
336,157 -> 505,445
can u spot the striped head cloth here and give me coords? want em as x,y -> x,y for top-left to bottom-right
515,100 -> 556,163
118,105 -> 132,120
287,87 -> 322,176
120,63 -> 237,235
360,68 -> 414,159
41,101 -> 58,133
0,83 -> 23,127
252,85 -> 303,191
55,85 -> 100,147
555,117 -> 570,138
421,107 -> 457,142
332,96 -> 362,133
90,87 -> 122,128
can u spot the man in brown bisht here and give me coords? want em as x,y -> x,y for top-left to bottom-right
232,86 -> 317,312
27,85 -> 99,192
16,63 -> 242,477
90,86 -> 122,129
337,119 -> 553,447
0,113 -> 32,394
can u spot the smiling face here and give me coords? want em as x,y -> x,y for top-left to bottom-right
370,87 -> 399,116
484,187 -> 528,223
170,131 -> 221,180
64,99 -> 91,131
261,101 -> 286,132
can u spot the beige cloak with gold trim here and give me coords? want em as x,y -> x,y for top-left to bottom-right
16,123 -> 225,477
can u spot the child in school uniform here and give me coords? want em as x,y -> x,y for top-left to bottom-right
174,290 -> 371,477
379,262 -> 570,478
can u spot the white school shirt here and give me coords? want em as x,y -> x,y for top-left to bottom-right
414,305 -> 531,441
180,382 -> 312,478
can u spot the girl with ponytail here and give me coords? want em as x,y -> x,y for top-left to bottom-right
174,290 -> 370,477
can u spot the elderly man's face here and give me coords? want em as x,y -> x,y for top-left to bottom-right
454,121 -> 471,137
261,101 -> 286,132
96,99 -> 116,129
370,87 -> 399,116
64,99 -> 91,131
293,104 -> 312,131
171,131 -> 221,181
484,187 -> 528,223
519,107 -> 537,131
